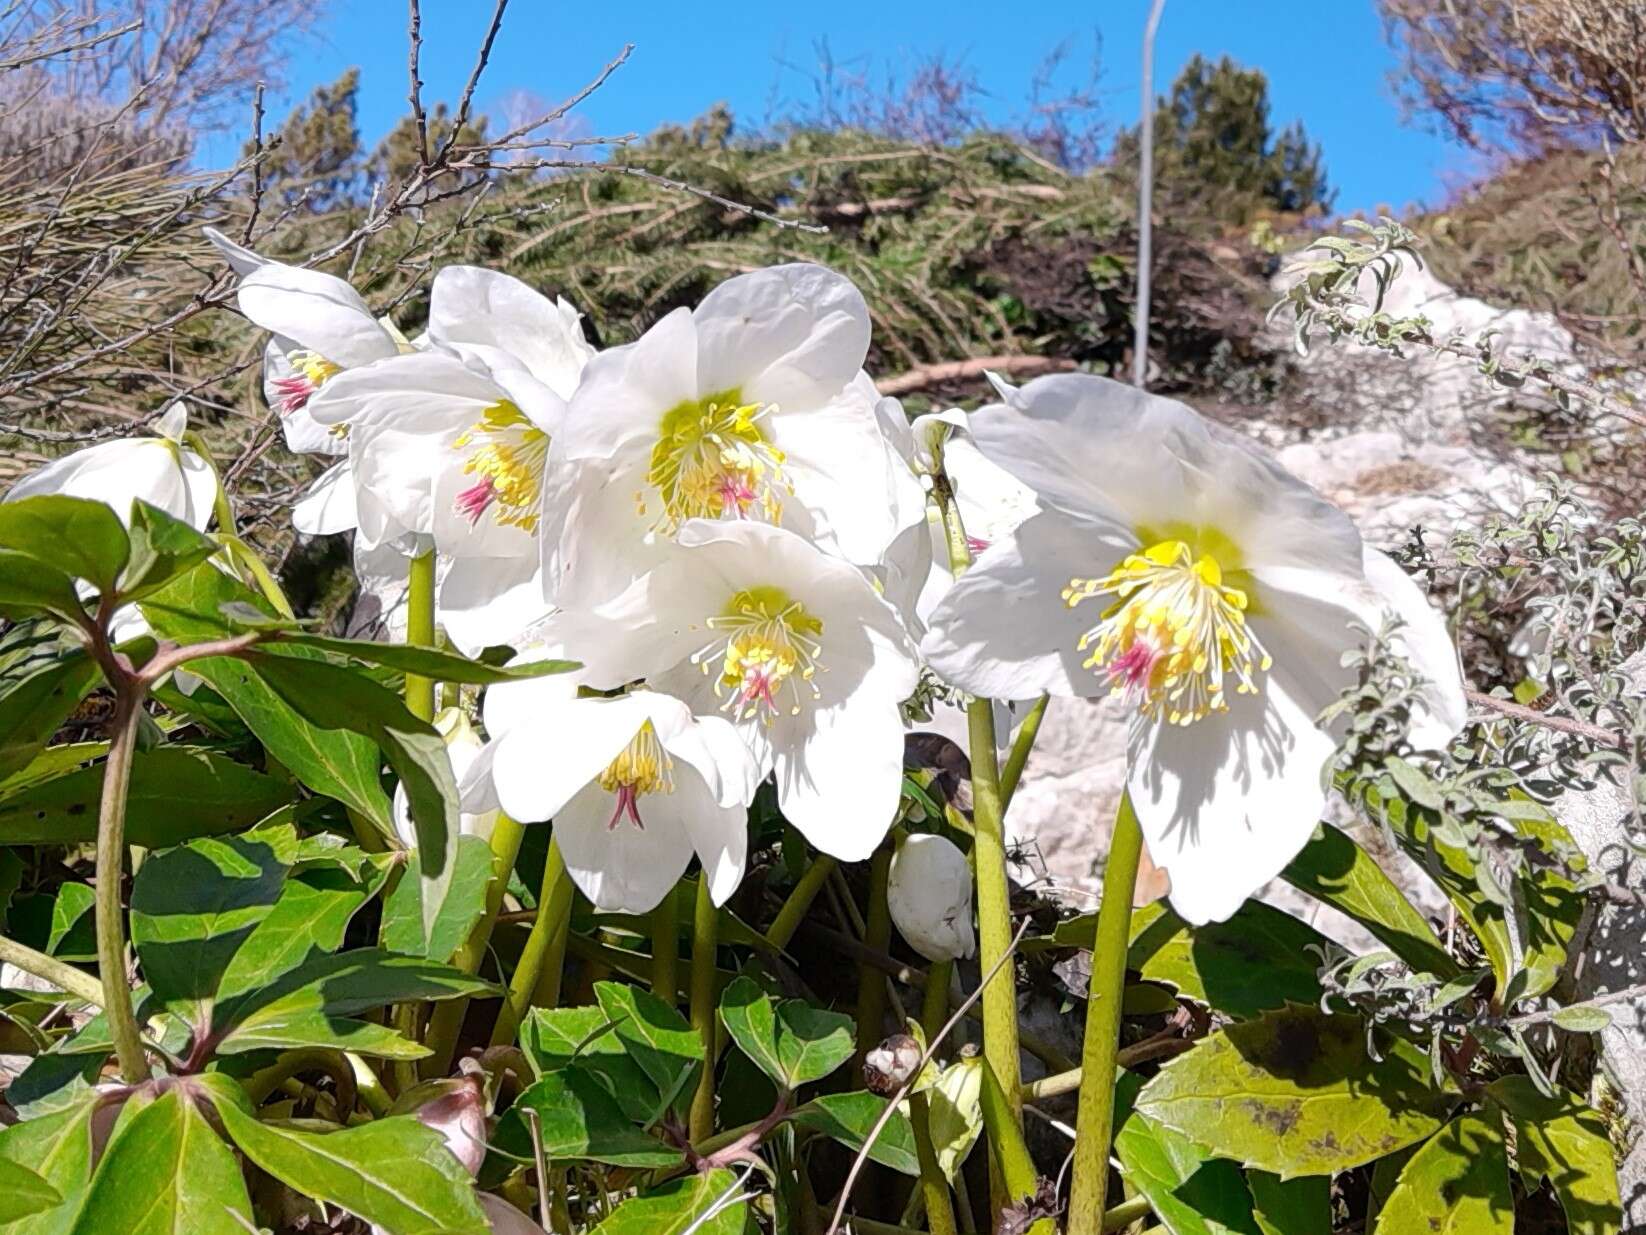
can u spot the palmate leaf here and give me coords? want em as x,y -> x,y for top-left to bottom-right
68,1088 -> 253,1235
718,975 -> 854,1091
1134,1005 -> 1457,1180
518,1006 -> 662,1126
592,981 -> 703,1119
790,1091 -> 920,1176
0,497 -> 128,598
0,1091 -> 101,1232
382,834 -> 494,961
587,1169 -> 748,1235
1113,1071 -> 1260,1235
492,1070 -> 683,1169
200,1074 -> 488,1235
116,501 -> 219,604
1372,1111 -> 1512,1235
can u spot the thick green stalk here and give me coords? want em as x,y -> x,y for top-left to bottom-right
766,853 -> 837,951
651,883 -> 679,1005
688,874 -> 719,1141
491,839 -> 570,1047
909,1089 -> 960,1235
422,812 -> 527,1075
403,549 -> 438,722
933,467 -> 1022,1128
1067,794 -> 1144,1228
0,934 -> 105,1007
95,692 -> 149,1083
531,877 -> 575,1010
855,847 -> 893,1064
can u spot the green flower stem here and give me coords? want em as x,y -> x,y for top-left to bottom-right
855,847 -> 893,1063
999,695 -> 1048,810
403,549 -> 438,722
765,853 -> 837,951
422,812 -> 527,1076
651,882 -> 679,1005
909,1089 -> 960,1235
217,534 -> 296,620
1067,793 -> 1145,1229
531,876 -> 575,1011
95,691 -> 150,1083
1101,1196 -> 1153,1232
688,874 -> 719,1142
922,959 -> 952,1044
933,461 -> 1023,1146
491,839 -> 570,1047
0,934 -> 104,1008
977,1058 -> 1052,1235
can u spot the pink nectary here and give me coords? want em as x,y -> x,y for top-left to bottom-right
455,476 -> 497,526
966,534 -> 991,555
1107,639 -> 1162,699
737,665 -> 781,714
607,784 -> 646,831
273,375 -> 315,414
717,471 -> 759,518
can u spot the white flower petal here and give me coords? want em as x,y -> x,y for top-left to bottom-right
921,508 -> 1132,701
491,695 -> 664,824
673,771 -> 750,907
439,554 -> 547,655
292,461 -> 359,536
203,227 -> 266,276
429,267 -> 594,400
774,689 -> 906,862
551,780 -> 698,914
695,264 -> 869,410
660,714 -> 760,809
1126,670 -> 1337,925
237,264 -> 398,369
558,308 -> 699,462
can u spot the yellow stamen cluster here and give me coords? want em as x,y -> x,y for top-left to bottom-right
290,350 -> 342,386
597,720 -> 675,797
643,389 -> 789,531
694,586 -> 825,723
1064,538 -> 1271,726
454,400 -> 549,533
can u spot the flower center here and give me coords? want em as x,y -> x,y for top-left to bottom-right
643,389 -> 789,532
693,585 -> 825,723
596,720 -> 674,830
1063,538 -> 1270,726
453,401 -> 549,533
273,350 -> 341,415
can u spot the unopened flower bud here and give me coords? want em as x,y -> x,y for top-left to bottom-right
863,1033 -> 923,1096
888,833 -> 977,963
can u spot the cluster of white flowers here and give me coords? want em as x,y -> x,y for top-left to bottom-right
7,240 -> 1469,928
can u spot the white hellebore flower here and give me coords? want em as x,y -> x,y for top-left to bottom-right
394,708 -> 497,849
887,833 -> 976,963
536,520 -> 921,860
306,267 -> 595,650
544,264 -> 922,606
921,375 -> 1466,925
4,404 -> 218,640
468,673 -> 759,914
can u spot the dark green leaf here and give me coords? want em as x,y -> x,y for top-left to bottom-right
46,884 -> 95,962
1112,1070 -> 1260,1235
214,866 -> 380,1005
518,1007 -> 661,1126
0,652 -> 101,785
0,552 -> 84,624
1135,1005 -> 1456,1179
587,1169 -> 748,1235
215,1012 -> 427,1058
118,502 -> 219,603
1488,1077 -> 1622,1235
493,1070 -> 683,1168
0,747 -> 292,847
791,1092 -> 919,1176
1248,1171 -> 1330,1235
68,1088 -> 252,1235
271,632 -> 578,686
1118,901 -> 1327,1020
129,825 -> 294,1022
718,975 -> 854,1091
1373,1111 -> 1511,1234
593,981 -> 703,1118
382,834 -> 493,960
1282,822 -> 1458,979
204,1076 -> 488,1235
0,498 -> 127,596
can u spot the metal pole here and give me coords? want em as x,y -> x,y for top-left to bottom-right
1132,0 -> 1167,389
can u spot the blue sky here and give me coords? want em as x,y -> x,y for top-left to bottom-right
228,0 -> 1486,216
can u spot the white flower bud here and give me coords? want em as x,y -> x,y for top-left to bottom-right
888,833 -> 976,963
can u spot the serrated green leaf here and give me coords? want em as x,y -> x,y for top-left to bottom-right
1282,822 -> 1458,979
593,981 -> 702,1120
518,1007 -> 662,1126
493,1070 -> 683,1168
214,866 -> 379,1005
118,502 -> 219,604
0,747 -> 292,847
0,498 -> 128,596
382,834 -> 493,960
0,652 -> 101,786
1135,1005 -> 1456,1180
587,1169 -> 747,1235
1113,1071 -> 1260,1235
1488,1077 -> 1622,1235
1373,1111 -> 1511,1234
791,1091 -> 919,1176
129,826 -> 294,1023
205,1077 -> 488,1235
1118,901 -> 1327,1020
68,1088 -> 251,1235
718,974 -> 854,1091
